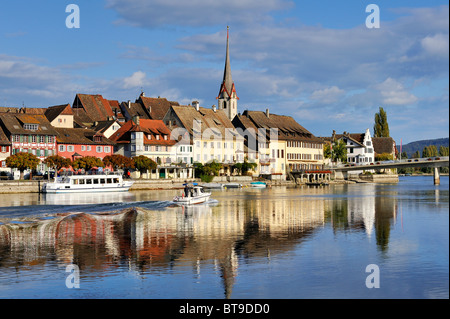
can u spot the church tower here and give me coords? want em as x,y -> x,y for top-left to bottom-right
217,26 -> 239,120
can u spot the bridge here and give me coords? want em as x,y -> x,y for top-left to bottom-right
327,157 -> 449,185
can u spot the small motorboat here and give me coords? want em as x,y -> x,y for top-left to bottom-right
223,183 -> 242,188
250,181 -> 267,188
201,183 -> 223,189
173,183 -> 211,205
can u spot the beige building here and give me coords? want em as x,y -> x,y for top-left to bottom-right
233,109 -> 324,179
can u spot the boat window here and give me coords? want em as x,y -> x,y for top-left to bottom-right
86,179 -> 92,184
107,178 -> 112,184
79,179 -> 85,185
100,178 -> 106,184
113,178 -> 119,183
93,179 -> 99,184
72,179 -> 79,185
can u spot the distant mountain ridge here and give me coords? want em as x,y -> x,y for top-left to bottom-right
397,138 -> 449,158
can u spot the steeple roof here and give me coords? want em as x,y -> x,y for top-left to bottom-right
218,26 -> 238,99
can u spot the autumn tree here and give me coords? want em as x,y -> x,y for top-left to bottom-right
72,156 -> 104,171
6,152 -> 41,180
132,155 -> 157,178
374,107 -> 390,137
43,155 -> 71,171
103,154 -> 135,171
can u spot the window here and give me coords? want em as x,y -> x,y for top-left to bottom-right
93,179 -> 99,184
39,136 -> 45,143
24,124 -> 39,130
203,142 -> 207,148
164,135 -> 168,140
59,145 -> 65,152
96,146 -> 102,153
79,179 -> 85,185
67,145 -> 74,152
104,146 -> 110,153
131,132 -> 136,140
156,135 -> 160,140
1,146 -> 6,152
87,146 -> 91,151
31,135 -> 36,143
86,179 -> 92,184
366,141 -> 372,146
81,145 -> 86,151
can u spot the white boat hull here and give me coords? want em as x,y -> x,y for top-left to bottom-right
173,193 -> 211,205
42,175 -> 134,193
43,184 -> 133,193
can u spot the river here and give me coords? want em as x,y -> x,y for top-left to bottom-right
0,176 -> 448,299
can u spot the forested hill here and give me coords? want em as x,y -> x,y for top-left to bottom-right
397,138 -> 449,158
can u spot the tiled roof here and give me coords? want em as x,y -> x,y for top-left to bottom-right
168,105 -> 240,139
109,118 -> 176,146
45,104 -> 73,123
73,94 -> 115,122
0,125 -> 10,145
372,137 -> 396,155
240,110 -> 323,143
0,113 -> 57,135
137,96 -> 180,120
54,127 -> 114,145
120,101 -> 151,120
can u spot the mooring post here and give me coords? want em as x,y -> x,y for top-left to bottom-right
433,167 -> 440,185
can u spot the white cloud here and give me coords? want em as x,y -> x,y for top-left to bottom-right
310,86 -> 345,104
375,78 -> 418,106
106,0 -> 293,28
123,71 -> 147,89
421,33 -> 449,57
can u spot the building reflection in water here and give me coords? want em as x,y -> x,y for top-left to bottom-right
0,185 -> 397,298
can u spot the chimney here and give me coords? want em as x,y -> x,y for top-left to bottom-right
127,100 -> 131,108
212,104 -> 217,112
332,130 -> 336,141
266,108 -> 270,118
192,101 -> 200,111
133,115 -> 140,126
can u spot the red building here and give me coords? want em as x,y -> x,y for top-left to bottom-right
54,127 -> 114,160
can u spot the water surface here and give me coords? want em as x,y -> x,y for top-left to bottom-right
0,176 -> 448,299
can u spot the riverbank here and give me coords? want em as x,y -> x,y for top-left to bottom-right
0,175 -> 405,194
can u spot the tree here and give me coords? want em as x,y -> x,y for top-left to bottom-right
232,158 -> 257,175
326,139 -> 347,163
72,156 -> 104,171
43,155 -> 71,171
374,107 -> 390,137
6,152 -> 41,179
133,155 -> 157,178
103,154 -> 135,171
439,146 -> 449,157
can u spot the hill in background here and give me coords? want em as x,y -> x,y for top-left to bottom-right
397,138 -> 449,158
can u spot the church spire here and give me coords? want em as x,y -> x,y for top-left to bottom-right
217,26 -> 238,120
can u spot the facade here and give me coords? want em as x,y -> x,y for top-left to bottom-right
72,93 -> 117,126
110,116 -> 192,178
44,104 -> 74,128
0,125 -> 10,172
163,103 -> 245,175
217,26 -> 238,121
55,127 -> 114,160
0,113 -> 58,172
233,109 -> 324,178
332,129 -> 375,165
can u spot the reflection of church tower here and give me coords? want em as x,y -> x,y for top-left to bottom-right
217,26 -> 239,120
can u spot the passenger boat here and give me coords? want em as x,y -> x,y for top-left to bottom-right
173,184 -> 211,205
223,182 -> 242,188
250,181 -> 267,188
42,174 -> 134,193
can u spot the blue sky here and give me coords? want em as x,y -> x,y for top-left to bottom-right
0,0 -> 448,144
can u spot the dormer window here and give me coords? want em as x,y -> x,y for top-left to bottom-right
24,124 -> 38,131
156,135 -> 160,140
94,136 -> 102,142
164,135 -> 168,140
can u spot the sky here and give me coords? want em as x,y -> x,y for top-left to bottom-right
0,0 -> 448,144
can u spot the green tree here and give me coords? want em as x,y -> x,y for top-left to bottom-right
439,146 -> 449,157
72,156 -> 104,171
132,155 -> 157,178
103,154 -> 135,171
232,158 -> 257,175
374,107 -> 390,137
6,152 -> 41,179
328,139 -> 347,163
